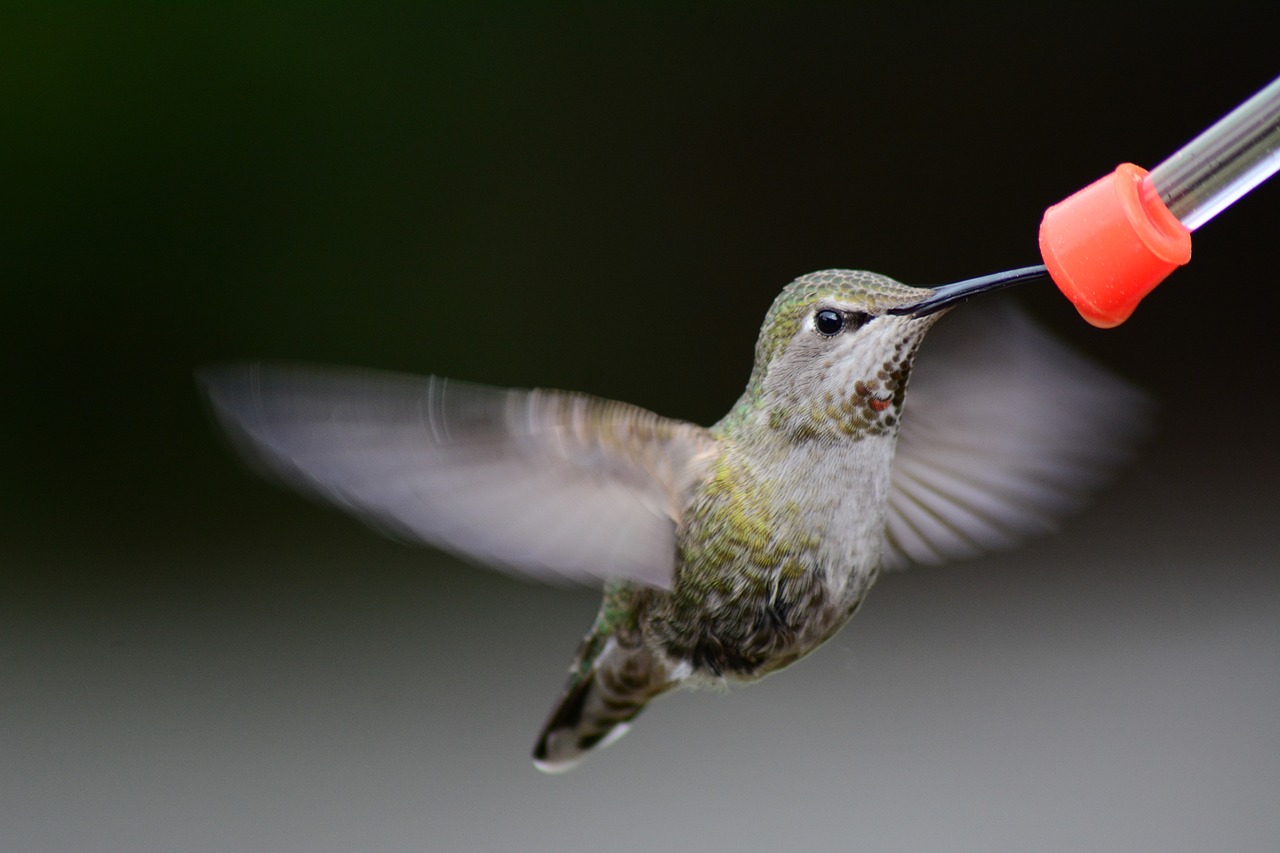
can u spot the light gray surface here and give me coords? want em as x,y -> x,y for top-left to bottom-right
5,442 -> 1277,853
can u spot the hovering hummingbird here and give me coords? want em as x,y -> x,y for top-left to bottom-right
200,266 -> 1145,773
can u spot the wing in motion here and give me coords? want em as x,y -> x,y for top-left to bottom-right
200,365 -> 714,588
885,304 -> 1150,566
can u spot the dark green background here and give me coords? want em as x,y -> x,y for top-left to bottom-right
4,7 -> 1278,852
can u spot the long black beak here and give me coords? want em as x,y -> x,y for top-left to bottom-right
887,265 -> 1050,317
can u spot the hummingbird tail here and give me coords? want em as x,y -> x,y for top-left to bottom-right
532,637 -> 673,773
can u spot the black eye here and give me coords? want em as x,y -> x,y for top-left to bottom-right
814,309 -> 845,336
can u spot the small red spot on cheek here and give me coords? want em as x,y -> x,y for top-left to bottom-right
869,397 -> 890,413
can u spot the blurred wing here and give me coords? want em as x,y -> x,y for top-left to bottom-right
200,364 -> 714,588
884,303 -> 1150,568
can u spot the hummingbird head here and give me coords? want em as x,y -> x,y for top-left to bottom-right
732,269 -> 943,442
721,265 -> 1049,442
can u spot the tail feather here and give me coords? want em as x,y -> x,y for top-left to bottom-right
533,637 -> 672,773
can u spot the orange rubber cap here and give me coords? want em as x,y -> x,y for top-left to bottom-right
1039,163 -> 1192,327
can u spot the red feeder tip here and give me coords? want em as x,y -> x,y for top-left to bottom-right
1038,163 -> 1192,328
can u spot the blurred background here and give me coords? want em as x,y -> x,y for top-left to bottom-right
3,6 -> 1278,852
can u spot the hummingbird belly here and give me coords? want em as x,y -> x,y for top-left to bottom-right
648,551 -> 872,682
651,438 -> 885,681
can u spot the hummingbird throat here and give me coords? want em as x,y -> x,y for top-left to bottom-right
764,339 -> 921,445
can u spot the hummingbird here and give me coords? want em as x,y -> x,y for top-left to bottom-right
200,265 -> 1145,773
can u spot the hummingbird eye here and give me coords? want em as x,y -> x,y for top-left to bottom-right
814,309 -> 845,336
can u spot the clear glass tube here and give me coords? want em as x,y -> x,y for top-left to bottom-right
1148,75 -> 1280,232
